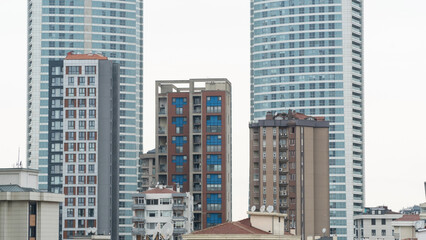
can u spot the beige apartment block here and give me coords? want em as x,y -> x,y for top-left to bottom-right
0,168 -> 64,240
249,111 -> 330,239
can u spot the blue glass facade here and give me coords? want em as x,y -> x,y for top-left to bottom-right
28,1 -> 143,239
251,0 -> 364,239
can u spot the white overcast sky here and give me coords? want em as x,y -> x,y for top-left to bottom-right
0,0 -> 425,220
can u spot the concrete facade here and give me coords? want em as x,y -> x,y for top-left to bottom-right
0,168 -> 39,189
132,186 -> 193,240
0,168 -> 64,240
147,79 -> 232,230
61,53 -> 120,240
249,111 -> 329,239
354,206 -> 402,240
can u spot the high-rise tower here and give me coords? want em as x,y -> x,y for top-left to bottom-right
250,1 -> 364,239
153,79 -> 232,230
27,1 -> 143,239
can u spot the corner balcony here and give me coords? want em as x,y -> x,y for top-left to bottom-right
173,203 -> 186,211
172,215 -> 187,221
174,228 -> 187,234
132,216 -> 145,222
132,204 -> 146,210
132,228 -> 146,236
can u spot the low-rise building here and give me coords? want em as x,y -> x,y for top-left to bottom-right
354,206 -> 402,240
392,215 -> 422,240
0,168 -> 64,240
183,211 -> 301,240
138,150 -> 157,192
132,186 -> 193,240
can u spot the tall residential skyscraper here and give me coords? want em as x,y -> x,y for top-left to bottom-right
27,1 -> 143,239
249,111 -> 330,239
58,53 -> 120,239
153,79 -> 232,230
250,1 -> 364,239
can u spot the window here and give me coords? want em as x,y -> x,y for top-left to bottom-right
78,77 -> 85,85
78,187 -> 85,195
88,186 -> 95,195
371,219 -> 376,225
88,197 -> 95,206
67,208 -> 74,217
78,165 -> 85,173
206,96 -> 222,113
381,218 -> 386,225
206,174 -> 222,191
78,176 -> 85,184
88,165 -> 95,173
207,155 -> 222,171
85,66 -> 96,74
371,229 -> 376,236
146,199 -> 159,205
147,210 -> 158,217
68,66 -> 80,75
88,77 -> 95,85
88,176 -> 96,184
206,213 -> 222,227
206,135 -> 222,152
206,116 -> 222,133
381,230 -> 386,236
207,194 -> 222,211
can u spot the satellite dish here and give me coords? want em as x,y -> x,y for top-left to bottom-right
260,205 -> 266,212
251,205 -> 256,212
160,222 -> 174,240
322,228 -> 326,234
267,205 -> 274,213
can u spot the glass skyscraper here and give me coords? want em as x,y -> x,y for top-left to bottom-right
27,1 -> 143,239
250,0 -> 363,239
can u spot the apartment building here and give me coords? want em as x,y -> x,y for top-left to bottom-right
148,79 -> 232,230
249,111 -> 329,239
132,186 -> 193,240
138,150 -> 157,192
354,206 -> 402,240
0,168 -> 64,240
250,1 -> 365,238
49,52 -> 120,239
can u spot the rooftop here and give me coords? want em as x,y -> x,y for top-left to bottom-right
394,215 -> 420,222
0,184 -> 41,193
65,52 -> 108,60
143,187 -> 178,194
191,218 -> 271,235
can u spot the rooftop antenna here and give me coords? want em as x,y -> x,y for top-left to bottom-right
15,147 -> 22,168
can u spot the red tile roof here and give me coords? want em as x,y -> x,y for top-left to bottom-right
191,218 -> 271,235
142,188 -> 178,194
395,215 -> 420,221
65,52 -> 108,60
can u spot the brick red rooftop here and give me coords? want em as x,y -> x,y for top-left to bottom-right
394,215 -> 420,221
191,218 -> 270,235
65,52 -> 108,60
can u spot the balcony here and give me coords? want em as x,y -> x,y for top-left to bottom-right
174,228 -> 187,234
159,108 -> 166,115
132,204 -> 145,210
173,215 -> 187,221
158,127 -> 166,134
279,203 -> 288,208
132,228 -> 145,236
132,216 -> 145,222
279,156 -> 288,162
158,146 -> 167,153
279,180 -> 288,185
279,132 -> 288,138
173,203 -> 186,211
279,144 -> 287,150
